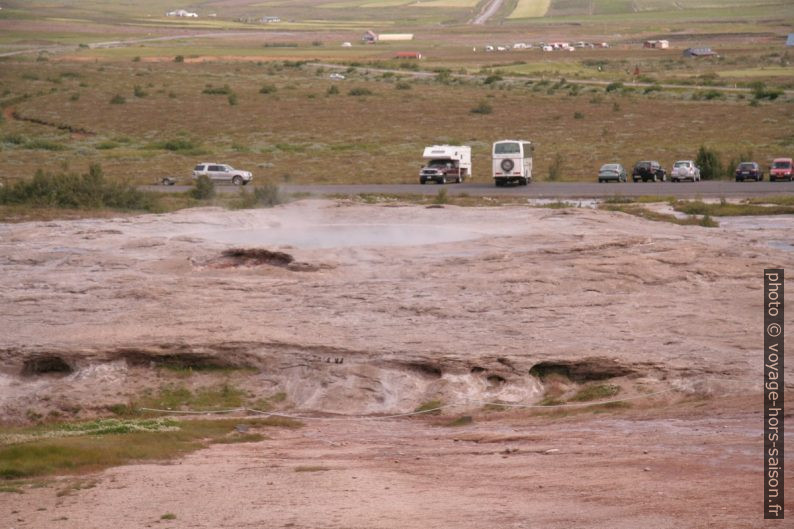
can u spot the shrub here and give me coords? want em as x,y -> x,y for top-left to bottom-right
234,183 -> 282,209
750,81 -> 783,100
547,153 -> 564,181
348,87 -> 372,96
470,100 -> 492,114
202,84 -> 232,95
395,81 -> 411,90
695,145 -> 723,180
191,175 -> 215,200
174,55 -> 184,63
483,74 -> 503,85
157,138 -> 199,152
69,93 -> 80,101
25,139 -> 66,151
0,163 -> 154,211
259,84 -> 277,94
3,134 -> 26,145
327,85 -> 339,95
109,94 -> 126,104
133,85 -> 147,98
605,81 -> 623,92
132,56 -> 141,62
228,93 -> 238,106
573,111 -> 584,120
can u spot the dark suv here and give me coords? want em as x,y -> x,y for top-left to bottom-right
632,161 -> 666,182
734,162 -> 763,182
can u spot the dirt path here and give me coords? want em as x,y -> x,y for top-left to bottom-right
472,0 -> 507,24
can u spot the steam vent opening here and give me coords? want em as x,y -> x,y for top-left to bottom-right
23,356 -> 74,376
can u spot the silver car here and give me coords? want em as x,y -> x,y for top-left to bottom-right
598,163 -> 627,183
192,163 -> 252,185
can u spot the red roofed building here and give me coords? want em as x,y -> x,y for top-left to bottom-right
395,51 -> 422,59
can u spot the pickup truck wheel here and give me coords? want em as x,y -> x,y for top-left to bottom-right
162,178 -> 173,186
232,176 -> 243,186
420,179 -> 426,185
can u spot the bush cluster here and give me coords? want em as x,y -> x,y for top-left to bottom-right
0,164 -> 154,210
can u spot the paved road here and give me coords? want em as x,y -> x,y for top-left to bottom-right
144,181 -> 794,199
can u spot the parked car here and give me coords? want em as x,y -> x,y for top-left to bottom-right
734,161 -> 763,182
670,160 -> 701,182
419,145 -> 471,184
192,163 -> 252,185
632,160 -> 666,182
769,158 -> 793,182
597,163 -> 627,183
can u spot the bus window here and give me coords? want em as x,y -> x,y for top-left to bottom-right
494,142 -> 521,155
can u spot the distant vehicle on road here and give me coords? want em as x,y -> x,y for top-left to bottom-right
493,140 -> 533,186
734,161 -> 763,182
329,73 -> 346,80
419,145 -> 471,184
670,160 -> 701,182
192,163 -> 252,185
632,160 -> 666,182
597,163 -> 627,183
769,158 -> 793,182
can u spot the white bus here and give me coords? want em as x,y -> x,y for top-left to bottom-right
492,140 -> 533,186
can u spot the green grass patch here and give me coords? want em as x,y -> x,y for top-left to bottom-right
445,415 -> 473,427
0,164 -> 156,212
601,204 -> 719,227
603,195 -> 676,204
672,200 -> 794,217
295,465 -> 330,472
570,383 -> 621,403
138,383 -> 246,412
0,417 -> 300,480
161,513 -> 177,520
414,399 -> 443,414
744,195 -> 794,206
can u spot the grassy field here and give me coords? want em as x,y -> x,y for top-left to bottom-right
0,0 -> 791,189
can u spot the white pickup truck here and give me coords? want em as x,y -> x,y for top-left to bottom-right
670,160 -> 701,182
419,145 -> 471,184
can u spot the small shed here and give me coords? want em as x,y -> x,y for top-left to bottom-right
395,51 -> 422,59
362,30 -> 378,43
644,40 -> 669,49
683,47 -> 717,57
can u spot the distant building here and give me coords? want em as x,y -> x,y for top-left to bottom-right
378,33 -> 414,42
787,33 -> 794,47
166,9 -> 198,17
362,30 -> 378,43
683,47 -> 717,57
261,16 -> 280,23
395,51 -> 422,59
644,40 -> 669,49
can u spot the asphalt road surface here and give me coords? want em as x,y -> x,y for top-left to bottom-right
144,181 -> 794,199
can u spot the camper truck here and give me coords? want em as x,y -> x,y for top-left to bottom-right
492,140 -> 533,186
419,145 -> 471,184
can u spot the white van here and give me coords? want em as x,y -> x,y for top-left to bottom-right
492,140 -> 533,186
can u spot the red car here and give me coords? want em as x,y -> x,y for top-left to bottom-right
769,158 -> 793,182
